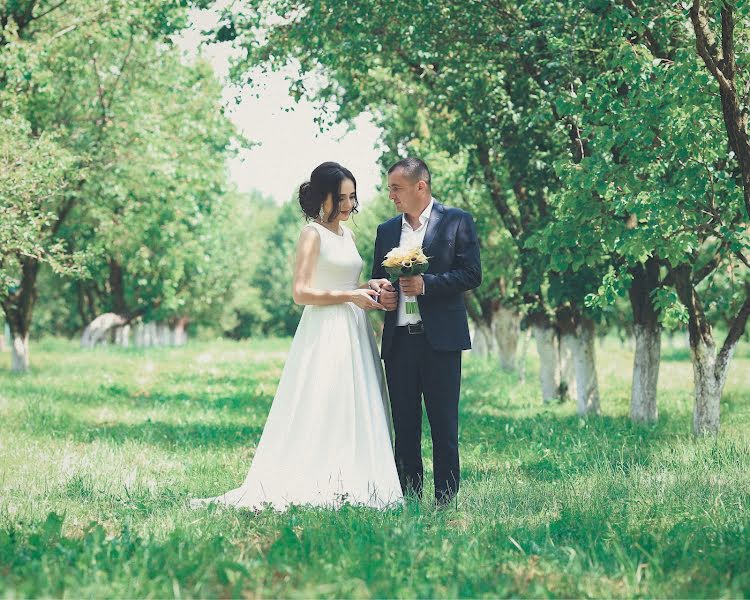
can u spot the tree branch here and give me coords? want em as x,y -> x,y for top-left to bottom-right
692,248 -> 723,284
716,284 -> 750,383
30,0 -> 68,23
476,142 -> 523,241
106,31 -> 136,107
689,0 -> 733,95
619,0 -> 667,59
719,0 -> 736,79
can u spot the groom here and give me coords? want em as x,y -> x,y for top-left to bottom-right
369,158 -> 482,505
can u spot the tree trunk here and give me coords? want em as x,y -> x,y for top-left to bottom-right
11,333 -> 29,372
573,317 -> 600,416
690,0 -> 750,220
531,317 -> 560,403
673,265 -> 718,435
558,333 -> 577,402
468,296 -> 521,371
691,336 -> 721,436
115,324 -> 130,347
556,306 -> 577,402
466,292 -> 499,359
0,324 -> 6,352
671,267 -> 750,436
628,258 -> 662,423
81,313 -> 127,348
144,321 -> 157,347
472,321 -> 496,357
631,324 -> 661,422
494,305 -> 520,372
171,317 -> 189,346
2,256 -> 39,372
687,290 -> 750,435
517,328 -> 531,384
134,321 -> 145,347
108,259 -> 128,315
156,322 -> 171,346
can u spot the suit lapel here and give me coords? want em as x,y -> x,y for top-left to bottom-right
385,215 -> 402,253
422,201 -> 444,254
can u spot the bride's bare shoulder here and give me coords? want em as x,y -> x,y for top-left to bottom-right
297,223 -> 321,248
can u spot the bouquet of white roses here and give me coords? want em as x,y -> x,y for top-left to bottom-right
382,246 -> 430,315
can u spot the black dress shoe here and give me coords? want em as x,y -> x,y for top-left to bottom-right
434,492 -> 457,509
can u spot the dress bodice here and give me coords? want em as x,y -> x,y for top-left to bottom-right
306,222 -> 363,292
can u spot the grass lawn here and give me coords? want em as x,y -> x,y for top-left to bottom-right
1,335 -> 749,598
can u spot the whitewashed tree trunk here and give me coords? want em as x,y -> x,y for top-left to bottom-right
533,324 -> 560,403
11,333 -> 30,372
517,328 -> 531,384
689,324 -> 746,436
494,306 -> 520,372
171,317 -> 189,346
144,322 -> 157,347
133,322 -> 145,347
0,325 -> 6,353
81,313 -> 127,348
558,332 -> 577,402
631,324 -> 661,423
692,338 -> 721,436
137,322 -> 148,347
115,324 -> 130,348
628,258 -> 662,423
572,318 -> 600,416
472,322 -> 496,357
156,322 -> 171,346
172,327 -> 188,346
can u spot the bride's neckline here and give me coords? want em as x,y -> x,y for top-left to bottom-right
313,220 -> 345,237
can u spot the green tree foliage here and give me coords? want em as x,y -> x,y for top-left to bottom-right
209,0 -> 750,429
0,0 -> 240,368
247,202 -> 305,337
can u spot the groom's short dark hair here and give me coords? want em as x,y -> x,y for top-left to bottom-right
388,157 -> 431,189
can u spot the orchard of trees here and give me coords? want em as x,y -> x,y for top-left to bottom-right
2,0 -> 750,437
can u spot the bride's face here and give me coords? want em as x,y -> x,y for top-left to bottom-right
321,178 -> 356,222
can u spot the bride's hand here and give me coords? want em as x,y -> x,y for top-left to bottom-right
349,289 -> 385,311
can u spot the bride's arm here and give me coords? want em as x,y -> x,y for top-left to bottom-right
292,227 -> 384,310
348,229 -> 390,292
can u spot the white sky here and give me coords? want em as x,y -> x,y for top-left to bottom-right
174,8 -> 385,205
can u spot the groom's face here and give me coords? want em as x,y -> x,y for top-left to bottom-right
387,169 -> 421,214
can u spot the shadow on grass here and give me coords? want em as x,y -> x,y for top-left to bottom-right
8,382 -> 275,414
18,404 -> 264,450
76,420 -> 265,449
459,410 -> 679,483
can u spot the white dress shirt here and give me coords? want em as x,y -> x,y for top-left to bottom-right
396,197 -> 435,326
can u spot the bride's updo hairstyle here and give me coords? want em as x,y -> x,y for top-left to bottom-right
299,161 -> 359,222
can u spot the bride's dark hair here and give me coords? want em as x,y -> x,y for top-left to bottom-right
298,161 -> 359,222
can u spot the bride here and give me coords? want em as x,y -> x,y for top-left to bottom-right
190,162 -> 403,511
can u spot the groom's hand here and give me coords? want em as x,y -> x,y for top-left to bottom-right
368,278 -> 398,311
379,288 -> 398,311
399,275 -> 424,296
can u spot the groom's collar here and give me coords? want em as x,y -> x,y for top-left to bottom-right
401,196 -> 436,228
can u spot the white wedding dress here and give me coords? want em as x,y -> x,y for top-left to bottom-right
190,222 -> 403,511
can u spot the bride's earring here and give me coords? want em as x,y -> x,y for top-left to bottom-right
319,207 -> 325,221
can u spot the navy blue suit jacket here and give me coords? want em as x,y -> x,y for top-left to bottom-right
371,201 -> 482,359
